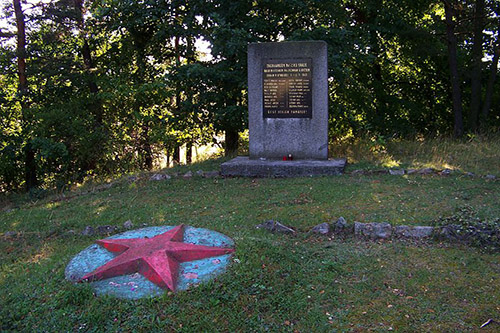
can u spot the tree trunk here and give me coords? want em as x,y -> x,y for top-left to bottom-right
166,150 -> 171,168
130,28 -> 154,171
186,142 -> 192,164
74,0 -> 105,175
481,27 -> 500,122
14,0 -> 37,190
13,0 -> 26,93
142,124 -> 153,170
185,36 -> 195,166
444,0 -> 464,138
172,146 -> 180,165
74,1 -> 100,95
24,141 -> 37,190
469,0 -> 485,131
173,34 -> 182,164
224,129 -> 239,156
369,28 -> 387,130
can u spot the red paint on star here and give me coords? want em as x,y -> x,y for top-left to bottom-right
80,224 -> 234,291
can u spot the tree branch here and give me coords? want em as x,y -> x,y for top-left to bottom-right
0,29 -> 15,38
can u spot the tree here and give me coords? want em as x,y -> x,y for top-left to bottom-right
13,0 -> 38,189
469,0 -> 485,132
481,1 -> 500,125
444,0 -> 464,138
202,0 -> 284,155
2,0 -> 500,192
481,22 -> 499,122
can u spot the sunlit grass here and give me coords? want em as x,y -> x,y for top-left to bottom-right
381,157 -> 401,168
44,202 -> 61,209
25,243 -> 54,264
330,134 -> 500,174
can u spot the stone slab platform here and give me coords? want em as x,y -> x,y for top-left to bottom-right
221,156 -> 347,177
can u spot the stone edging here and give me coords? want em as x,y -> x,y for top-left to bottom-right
256,217 -> 499,249
310,218 -> 438,240
350,167 -> 497,179
148,170 -> 220,181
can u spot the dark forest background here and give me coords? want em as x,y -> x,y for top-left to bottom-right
1,0 -> 499,192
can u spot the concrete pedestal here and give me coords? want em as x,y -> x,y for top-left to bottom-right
221,156 -> 346,177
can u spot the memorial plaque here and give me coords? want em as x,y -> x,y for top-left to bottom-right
263,58 -> 312,118
245,41 -> 329,160
222,41 -> 346,176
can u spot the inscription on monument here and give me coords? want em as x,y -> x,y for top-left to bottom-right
263,58 -> 312,118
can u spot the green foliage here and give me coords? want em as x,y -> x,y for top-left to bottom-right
1,0 -> 500,191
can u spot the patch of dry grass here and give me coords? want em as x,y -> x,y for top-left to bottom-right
330,135 -> 500,175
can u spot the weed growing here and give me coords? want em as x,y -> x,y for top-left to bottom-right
435,205 -> 500,252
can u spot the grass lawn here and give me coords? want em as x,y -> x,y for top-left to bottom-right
1,137 -> 499,331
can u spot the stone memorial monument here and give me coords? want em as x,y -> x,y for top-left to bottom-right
221,41 -> 346,177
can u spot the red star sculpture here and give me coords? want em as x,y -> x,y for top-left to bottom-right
80,224 -> 234,291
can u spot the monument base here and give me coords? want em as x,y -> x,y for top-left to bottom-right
221,156 -> 347,177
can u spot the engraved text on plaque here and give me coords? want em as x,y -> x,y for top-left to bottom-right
262,58 -> 312,118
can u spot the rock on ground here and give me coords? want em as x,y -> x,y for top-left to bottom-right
369,170 -> 389,175
354,222 -> 392,239
389,169 -> 405,175
256,220 -> 296,234
81,225 -> 118,236
395,225 -> 434,238
150,173 -> 171,181
418,168 -> 434,175
97,225 -> 118,234
203,171 -> 220,178
439,224 -> 468,241
439,168 -> 452,176
309,222 -> 330,235
3,231 -> 17,238
81,226 -> 95,236
123,220 -> 133,229
333,217 -> 347,233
